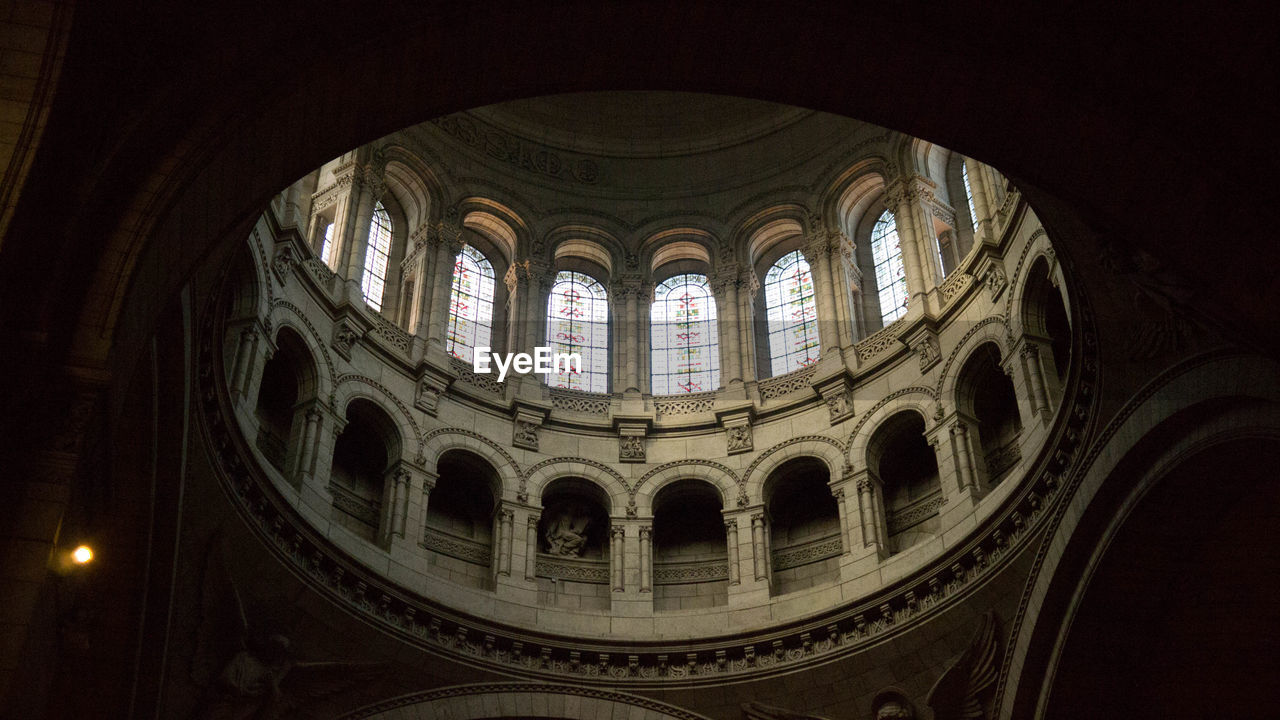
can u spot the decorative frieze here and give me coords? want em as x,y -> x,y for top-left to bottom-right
422,527 -> 492,566
368,317 -> 412,355
771,533 -> 843,571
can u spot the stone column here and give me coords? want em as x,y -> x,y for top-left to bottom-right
337,167 -> 386,305
965,159 -> 994,239
524,513 -> 541,581
886,183 -> 928,309
711,270 -> 742,386
855,473 -> 885,552
610,525 -> 627,592
802,235 -> 837,355
950,419 -> 977,494
418,472 -> 437,541
638,282 -> 654,393
382,466 -> 411,544
828,236 -> 856,347
750,513 -> 769,581
738,271 -> 759,381
724,518 -> 740,585
230,327 -> 259,401
1021,343 -> 1052,419
613,282 -> 641,393
833,486 -> 851,554
639,525 -> 652,592
293,406 -> 322,483
425,221 -> 463,349
496,507 -> 514,577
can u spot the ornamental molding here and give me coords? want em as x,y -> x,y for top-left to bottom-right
771,533 -> 843,572
368,316 -> 412,355
740,435 -> 848,498
423,527 -> 492,566
844,386 -> 940,461
934,315 -> 1010,400
268,299 -> 339,395
938,272 -> 975,305
340,682 -> 716,720
335,373 -> 424,458
449,357 -> 504,394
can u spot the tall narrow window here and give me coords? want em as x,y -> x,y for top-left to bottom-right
446,245 -> 495,363
764,250 -> 821,376
651,274 -> 719,394
360,202 -> 392,312
962,161 -> 979,233
872,210 -> 908,325
546,271 -> 609,393
319,222 -> 335,268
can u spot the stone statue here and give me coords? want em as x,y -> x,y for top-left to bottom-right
544,504 -> 592,556
191,534 -> 383,719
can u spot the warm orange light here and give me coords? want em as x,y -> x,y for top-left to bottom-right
71,545 -> 94,565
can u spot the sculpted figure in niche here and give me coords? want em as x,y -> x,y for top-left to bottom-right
544,502 -> 592,556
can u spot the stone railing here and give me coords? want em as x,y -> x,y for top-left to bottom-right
328,482 -> 380,528
535,554 -> 610,584
369,316 -> 413,355
653,391 -> 716,416
938,272 -> 975,305
770,533 -> 843,572
886,489 -> 944,535
550,388 -> 611,415
422,526 -> 492,566
653,557 -> 730,584
758,365 -> 818,401
450,358 -> 504,395
854,318 -> 905,362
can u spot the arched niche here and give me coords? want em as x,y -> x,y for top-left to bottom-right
651,479 -> 728,611
955,341 -> 1023,488
867,410 -> 941,554
536,477 -> 612,611
253,326 -> 318,479
423,449 -> 498,591
762,457 -> 841,596
330,398 -> 401,544
1022,255 -> 1071,391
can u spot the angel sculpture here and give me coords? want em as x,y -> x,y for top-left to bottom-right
190,535 -> 384,719
926,610 -> 1003,720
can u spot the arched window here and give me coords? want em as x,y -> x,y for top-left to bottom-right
871,210 -> 908,325
360,202 -> 393,312
319,222 -> 335,268
764,250 -> 820,376
962,161 -> 979,234
546,271 -> 609,393
446,245 -> 496,363
651,273 -> 720,394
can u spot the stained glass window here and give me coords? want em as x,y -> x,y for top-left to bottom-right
360,202 -> 392,312
651,274 -> 720,394
546,271 -> 609,393
319,222 -> 335,268
872,210 -> 908,325
764,250 -> 821,376
446,245 -> 495,364
962,161 -> 979,233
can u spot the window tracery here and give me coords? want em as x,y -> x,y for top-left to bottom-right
871,210 -> 908,325
651,273 -> 720,394
546,271 -> 609,393
446,245 -> 496,363
764,250 -> 821,376
361,202 -> 393,311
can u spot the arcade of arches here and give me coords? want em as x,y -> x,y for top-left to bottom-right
1,6 -> 1278,720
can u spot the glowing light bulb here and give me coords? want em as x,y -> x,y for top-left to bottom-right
71,545 -> 93,565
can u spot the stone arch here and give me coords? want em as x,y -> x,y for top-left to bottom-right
521,458 -> 627,515
333,375 -> 420,460
935,315 -> 1012,406
1000,354 -> 1280,719
338,682 -> 715,720
420,427 -> 522,500
266,300 -> 338,398
1002,227 -> 1054,340
740,436 -> 847,506
845,387 -> 938,469
632,460 -> 739,516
